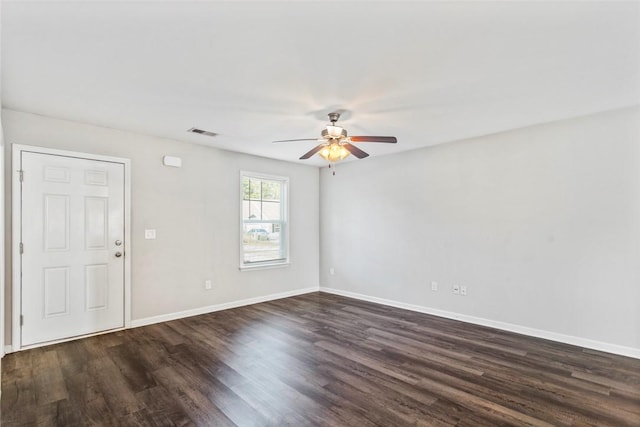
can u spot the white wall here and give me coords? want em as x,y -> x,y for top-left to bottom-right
3,109 -> 319,345
0,117 -> 3,358
4,106 -> 639,356
0,3 -> 4,360
320,107 -> 640,354
0,53 -> 3,364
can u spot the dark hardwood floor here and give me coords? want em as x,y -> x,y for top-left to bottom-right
2,292 -> 639,426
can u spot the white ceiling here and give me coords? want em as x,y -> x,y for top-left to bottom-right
2,1 -> 639,166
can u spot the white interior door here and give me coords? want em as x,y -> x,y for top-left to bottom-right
19,151 -> 125,347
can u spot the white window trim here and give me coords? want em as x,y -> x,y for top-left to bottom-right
239,171 -> 290,271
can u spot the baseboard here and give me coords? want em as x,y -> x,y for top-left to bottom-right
131,286 -> 319,328
3,345 -> 11,356
320,287 -> 640,360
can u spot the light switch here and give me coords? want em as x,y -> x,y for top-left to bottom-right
145,229 -> 157,239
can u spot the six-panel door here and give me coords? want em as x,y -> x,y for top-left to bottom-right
20,151 -> 125,347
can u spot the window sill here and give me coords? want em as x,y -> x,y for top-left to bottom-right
239,261 -> 290,272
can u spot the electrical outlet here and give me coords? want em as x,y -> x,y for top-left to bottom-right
460,286 -> 467,296
330,267 -> 335,275
144,229 -> 156,239
205,280 -> 212,290
431,281 -> 438,291
453,285 -> 460,295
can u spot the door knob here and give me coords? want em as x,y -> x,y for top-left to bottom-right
115,252 -> 123,258
115,240 -> 122,246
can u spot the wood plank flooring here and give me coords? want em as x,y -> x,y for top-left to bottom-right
2,292 -> 640,426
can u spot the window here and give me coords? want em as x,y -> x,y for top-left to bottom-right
240,172 -> 289,269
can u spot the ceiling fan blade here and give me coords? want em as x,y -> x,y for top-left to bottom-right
350,136 -> 398,144
273,138 -> 319,143
299,144 -> 326,160
343,143 -> 370,159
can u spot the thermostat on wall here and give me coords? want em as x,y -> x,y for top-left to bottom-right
163,156 -> 182,168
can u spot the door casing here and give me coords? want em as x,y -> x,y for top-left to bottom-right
12,144 -> 132,351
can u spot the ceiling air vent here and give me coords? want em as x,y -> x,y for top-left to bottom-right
187,127 -> 218,137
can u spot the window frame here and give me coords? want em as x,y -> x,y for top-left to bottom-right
239,171 -> 290,270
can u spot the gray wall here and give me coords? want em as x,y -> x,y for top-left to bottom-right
320,107 -> 640,351
3,109 -> 320,344
4,106 -> 639,355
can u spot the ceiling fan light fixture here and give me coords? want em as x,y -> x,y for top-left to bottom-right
318,142 -> 350,162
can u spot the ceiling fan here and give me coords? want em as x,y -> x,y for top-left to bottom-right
273,112 -> 397,164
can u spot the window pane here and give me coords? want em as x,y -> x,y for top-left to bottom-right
243,200 -> 263,220
261,201 -> 280,220
242,200 -> 250,220
249,201 -> 262,219
242,200 -> 266,221
242,223 -> 284,263
242,177 -> 250,200
261,180 -> 281,201
249,179 -> 261,200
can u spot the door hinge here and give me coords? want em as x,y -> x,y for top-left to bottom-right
20,315 -> 24,326
18,170 -> 24,182
19,242 -> 24,254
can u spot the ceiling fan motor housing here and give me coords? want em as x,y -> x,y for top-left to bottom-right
322,128 -> 347,139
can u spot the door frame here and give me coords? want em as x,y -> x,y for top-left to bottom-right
11,144 -> 132,351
